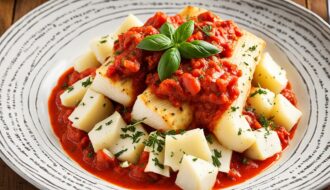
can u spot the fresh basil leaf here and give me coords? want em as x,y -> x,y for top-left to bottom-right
173,20 -> 194,43
160,22 -> 175,39
157,48 -> 181,81
137,34 -> 173,51
178,40 -> 221,59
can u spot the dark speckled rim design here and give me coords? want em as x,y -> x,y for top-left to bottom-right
0,0 -> 329,189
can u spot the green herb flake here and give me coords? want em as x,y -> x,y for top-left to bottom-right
179,156 -> 183,164
206,134 -> 213,144
132,131 -> 145,143
248,45 -> 258,52
123,117 -> 146,132
82,77 -> 92,87
152,157 -> 165,169
192,158 -> 198,162
99,39 -> 107,44
231,106 -> 239,112
212,149 -> 222,167
96,125 -> 103,131
258,115 -> 277,138
238,128 -> 242,135
114,148 -> 128,157
143,132 -> 165,153
105,120 -> 113,126
165,130 -> 176,136
250,88 -> 267,97
67,86 -> 74,92
87,152 -> 94,158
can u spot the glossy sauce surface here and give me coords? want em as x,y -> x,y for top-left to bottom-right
49,68 -> 297,189
49,11 -> 299,189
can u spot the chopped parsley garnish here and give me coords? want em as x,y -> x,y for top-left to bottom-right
258,115 -> 277,138
250,88 -> 267,97
123,118 -> 146,132
170,151 -> 174,157
67,86 -> 74,92
231,106 -> 239,112
114,148 -> 128,157
192,158 -> 198,162
143,132 -> 165,153
244,61 -> 249,66
179,156 -> 183,164
105,120 -> 113,126
82,77 -> 92,87
96,125 -> 102,131
99,39 -> 107,44
178,129 -> 186,135
165,130 -> 177,136
248,45 -> 257,52
238,128 -> 242,135
131,131 -> 145,143
212,149 -> 222,167
120,119 -> 146,143
87,152 -> 94,158
206,134 -> 213,144
152,157 -> 165,169
121,125 -> 136,133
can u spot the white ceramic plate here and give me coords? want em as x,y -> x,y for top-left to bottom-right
0,0 -> 329,189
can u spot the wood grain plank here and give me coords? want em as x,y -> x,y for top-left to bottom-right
0,159 -> 36,190
0,0 -> 15,36
307,0 -> 329,20
292,0 -> 307,7
13,0 -> 47,22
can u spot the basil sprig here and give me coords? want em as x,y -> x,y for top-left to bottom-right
136,34 -> 173,51
178,40 -> 220,59
137,21 -> 221,81
157,48 -> 181,80
160,22 -> 175,39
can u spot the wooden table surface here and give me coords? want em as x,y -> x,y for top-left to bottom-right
0,0 -> 329,189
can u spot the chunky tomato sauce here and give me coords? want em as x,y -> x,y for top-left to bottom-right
108,11 -> 242,130
49,11 -> 299,189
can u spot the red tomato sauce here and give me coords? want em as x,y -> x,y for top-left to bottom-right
48,12 -> 299,189
49,68 -> 298,190
108,11 -> 242,131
